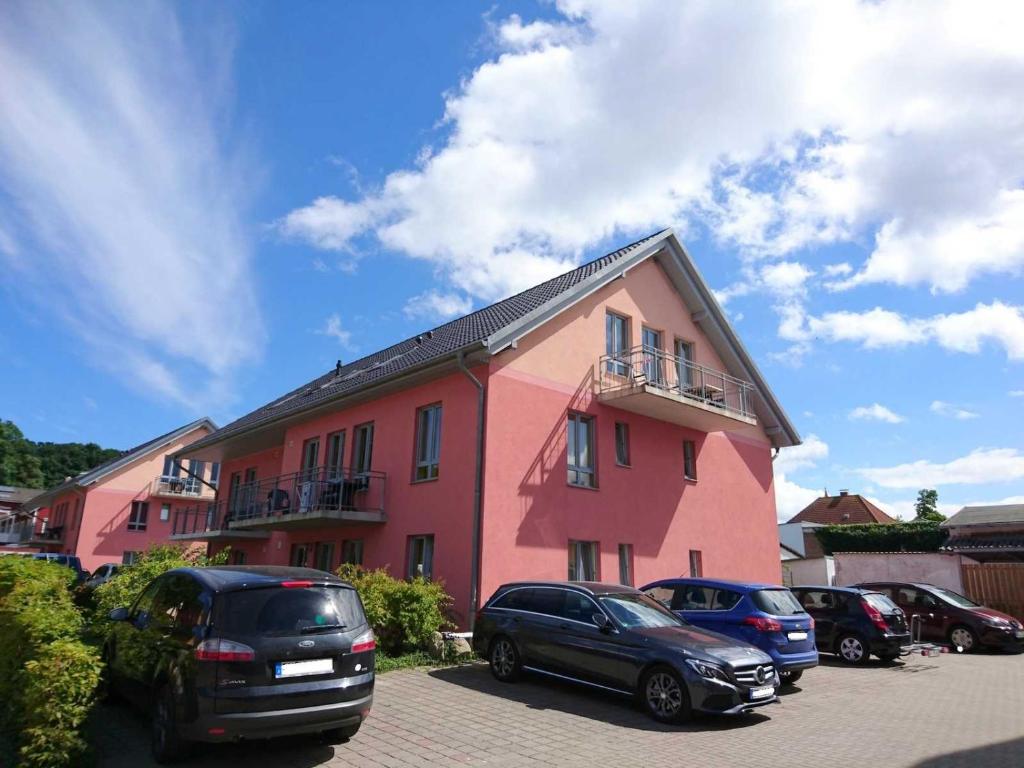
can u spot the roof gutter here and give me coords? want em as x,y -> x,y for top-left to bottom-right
456,350 -> 486,631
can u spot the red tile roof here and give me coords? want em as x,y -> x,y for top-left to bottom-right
787,493 -> 897,525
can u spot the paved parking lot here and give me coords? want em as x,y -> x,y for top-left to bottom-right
93,652 -> 1024,768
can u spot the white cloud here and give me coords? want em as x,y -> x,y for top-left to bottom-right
403,290 -> 473,322
849,403 -> 905,424
775,473 -> 823,523
929,400 -> 979,420
759,262 -> 815,299
1011,390 -> 1024,398
0,3 -> 261,408
280,0 -> 1024,303
775,433 -> 829,474
316,314 -> 354,350
823,262 -> 852,278
860,447 -> 1024,489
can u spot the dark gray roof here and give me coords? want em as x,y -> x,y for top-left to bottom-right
23,417 -> 217,509
0,486 -> 44,506
942,504 -> 1024,528
182,231 -> 667,454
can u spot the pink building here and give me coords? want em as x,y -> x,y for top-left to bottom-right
174,230 -> 800,627
20,419 -> 218,573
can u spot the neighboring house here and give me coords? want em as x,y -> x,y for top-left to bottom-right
785,490 -> 897,526
942,504 -> 1024,563
19,418 -> 218,572
172,230 -> 800,627
778,521 -> 834,586
0,485 -> 44,546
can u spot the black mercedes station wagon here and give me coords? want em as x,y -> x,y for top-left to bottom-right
473,581 -> 779,723
102,566 -> 375,763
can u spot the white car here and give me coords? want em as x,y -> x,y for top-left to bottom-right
85,563 -> 120,589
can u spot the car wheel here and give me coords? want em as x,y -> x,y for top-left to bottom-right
949,625 -> 979,654
779,669 -> 803,685
322,723 -> 361,744
641,666 -> 692,724
151,686 -> 188,764
488,636 -> 521,682
837,634 -> 870,665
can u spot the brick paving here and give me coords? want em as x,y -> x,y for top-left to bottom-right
92,652 -> 1024,768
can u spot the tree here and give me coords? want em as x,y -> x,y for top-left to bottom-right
914,489 -> 945,522
0,419 -> 120,489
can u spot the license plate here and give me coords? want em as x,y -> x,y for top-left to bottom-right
750,686 -> 774,700
787,631 -> 808,641
274,658 -> 333,679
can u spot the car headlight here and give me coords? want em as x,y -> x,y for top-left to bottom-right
685,659 -> 731,682
983,617 -> 1010,628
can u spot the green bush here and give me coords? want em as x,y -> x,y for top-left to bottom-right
0,557 -> 98,767
336,564 -> 453,655
814,521 -> 948,555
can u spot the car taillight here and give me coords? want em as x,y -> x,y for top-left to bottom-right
350,628 -> 376,654
861,599 -> 889,631
808,617 -> 815,630
281,580 -> 313,588
195,638 -> 256,662
743,616 -> 783,632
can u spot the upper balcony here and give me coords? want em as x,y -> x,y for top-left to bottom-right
222,465 -> 387,532
598,345 -> 757,431
152,475 -> 216,500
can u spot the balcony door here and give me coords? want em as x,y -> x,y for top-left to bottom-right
641,327 -> 663,385
675,339 -> 695,390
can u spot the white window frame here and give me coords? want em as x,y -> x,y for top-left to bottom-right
159,503 -> 170,522
127,501 -> 148,532
568,540 -> 599,581
407,535 -> 434,580
353,423 -> 374,477
567,413 -> 596,488
414,404 -> 443,481
683,440 -> 697,481
605,312 -> 630,376
618,543 -> 634,586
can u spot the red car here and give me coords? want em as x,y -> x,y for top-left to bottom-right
856,582 -> 1024,653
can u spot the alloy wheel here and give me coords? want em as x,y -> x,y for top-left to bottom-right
951,627 -> 975,652
839,636 -> 865,663
645,671 -> 683,718
491,639 -> 515,678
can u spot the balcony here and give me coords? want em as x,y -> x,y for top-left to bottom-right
152,475 -> 216,500
598,345 -> 756,431
170,502 -> 269,541
223,466 -> 387,531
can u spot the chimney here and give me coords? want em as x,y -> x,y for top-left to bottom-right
839,489 -> 849,496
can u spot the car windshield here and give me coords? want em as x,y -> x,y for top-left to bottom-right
751,589 -> 804,616
930,587 -> 981,608
599,592 -> 686,629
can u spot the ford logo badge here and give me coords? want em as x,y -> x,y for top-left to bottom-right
298,640 -> 315,648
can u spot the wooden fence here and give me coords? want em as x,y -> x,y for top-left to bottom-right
961,563 -> 1024,621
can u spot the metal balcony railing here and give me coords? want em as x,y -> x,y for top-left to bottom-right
599,345 -> 755,420
171,501 -> 234,536
229,465 -> 387,524
154,475 -> 212,498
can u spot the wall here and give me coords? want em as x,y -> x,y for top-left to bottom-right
781,557 -> 835,587
833,552 -> 971,592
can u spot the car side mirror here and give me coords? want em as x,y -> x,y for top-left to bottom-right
108,607 -> 130,622
592,613 -> 614,632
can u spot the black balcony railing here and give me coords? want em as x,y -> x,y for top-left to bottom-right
172,501 -> 234,537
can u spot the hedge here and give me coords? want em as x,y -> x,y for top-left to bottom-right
0,557 -> 101,768
813,521 -> 948,555
336,564 -> 453,655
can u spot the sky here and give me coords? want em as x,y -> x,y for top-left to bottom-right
1,0 -> 1022,521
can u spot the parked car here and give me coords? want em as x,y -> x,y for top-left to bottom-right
85,563 -> 121,589
640,578 -> 818,685
32,552 -> 88,582
473,581 -> 779,723
790,586 -> 909,665
102,566 -> 375,763
855,581 -> 1024,653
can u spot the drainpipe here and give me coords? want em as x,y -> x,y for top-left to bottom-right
456,350 -> 486,631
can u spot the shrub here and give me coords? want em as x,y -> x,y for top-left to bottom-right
813,521 -> 948,555
336,564 -> 453,655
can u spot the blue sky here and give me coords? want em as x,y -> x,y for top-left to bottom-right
1,1 -> 1022,520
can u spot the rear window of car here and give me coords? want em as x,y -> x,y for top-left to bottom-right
216,586 -> 366,637
751,589 -> 804,616
862,593 -> 900,613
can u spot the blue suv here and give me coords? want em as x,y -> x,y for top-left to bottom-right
641,578 -> 818,685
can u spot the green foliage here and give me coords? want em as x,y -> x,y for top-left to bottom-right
0,557 -> 99,767
90,544 -> 229,637
336,564 -> 453,655
914,489 -> 945,522
0,418 -> 121,489
375,651 -> 436,673
813,521 -> 948,555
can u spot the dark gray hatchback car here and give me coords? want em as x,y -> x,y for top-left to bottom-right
102,566 -> 375,763
473,581 -> 779,723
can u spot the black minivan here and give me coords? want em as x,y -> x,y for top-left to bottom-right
102,566 -> 375,763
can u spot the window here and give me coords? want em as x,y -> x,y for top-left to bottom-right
122,551 -> 141,565
353,423 -> 374,476
568,540 -> 598,581
407,535 -> 434,580
128,501 -> 148,531
751,589 -> 804,616
641,327 -> 663,384
683,440 -> 697,481
712,589 -> 743,611
231,549 -> 247,565
209,463 -> 220,488
341,539 -> 364,566
227,472 -> 242,513
326,431 -> 346,480
675,339 -> 695,389
414,404 -> 443,481
678,584 -> 712,610
159,503 -> 170,522
688,549 -> 703,577
161,455 -> 180,479
567,413 -> 596,488
614,422 -> 630,466
605,312 -> 630,375
644,586 -> 676,608
618,543 -> 634,586
314,542 -> 335,572
301,438 -> 320,481
186,460 -> 205,494
289,543 -> 311,568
